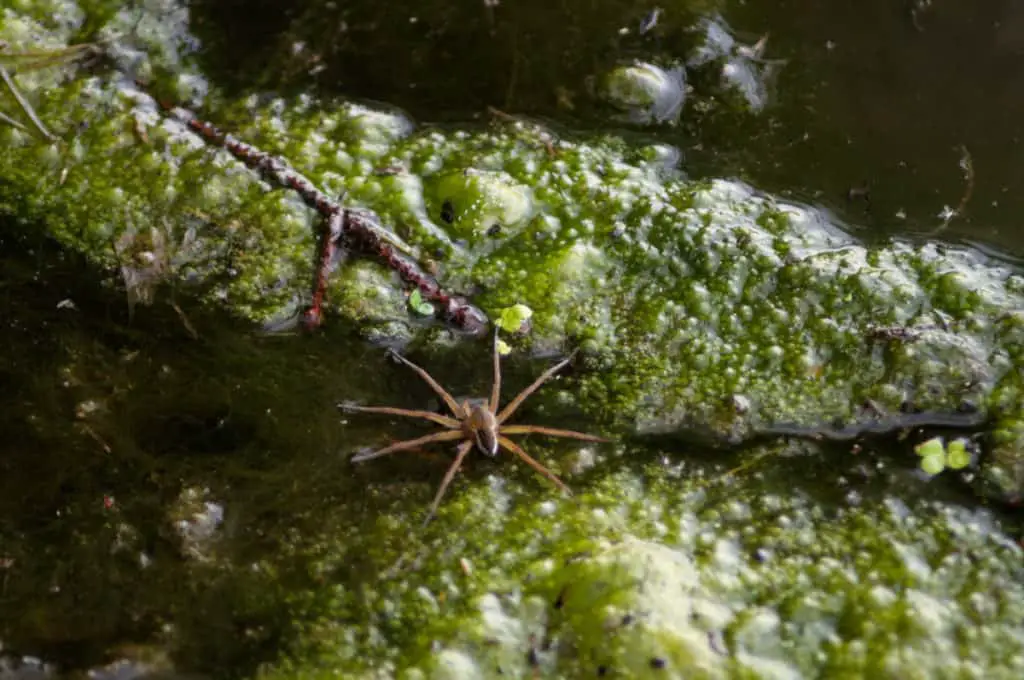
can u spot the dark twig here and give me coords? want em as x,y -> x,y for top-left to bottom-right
141,89 -> 488,334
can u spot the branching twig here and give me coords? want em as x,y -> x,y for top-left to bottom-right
139,88 -> 489,334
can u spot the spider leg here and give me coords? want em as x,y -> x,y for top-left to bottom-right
496,350 -> 579,424
338,402 -> 460,429
497,435 -> 571,495
500,424 -> 608,443
490,329 -> 502,413
422,439 -> 474,527
388,350 -> 464,417
350,429 -> 464,463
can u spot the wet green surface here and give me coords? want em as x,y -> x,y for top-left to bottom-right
2,1 -> 1024,678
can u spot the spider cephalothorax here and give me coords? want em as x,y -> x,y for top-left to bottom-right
341,335 -> 607,524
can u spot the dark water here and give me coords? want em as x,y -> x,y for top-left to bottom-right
190,0 -> 1024,256
0,228 -> 343,673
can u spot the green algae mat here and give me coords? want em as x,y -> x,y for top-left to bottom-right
2,1 -> 1024,678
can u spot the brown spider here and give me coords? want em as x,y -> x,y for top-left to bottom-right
342,335 -> 607,524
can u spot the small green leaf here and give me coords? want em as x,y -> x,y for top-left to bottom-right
496,304 -> 533,333
919,452 -> 946,476
496,338 -> 512,356
946,438 -> 971,469
408,289 -> 434,316
914,437 -> 945,458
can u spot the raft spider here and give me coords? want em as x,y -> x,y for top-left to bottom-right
341,335 -> 607,525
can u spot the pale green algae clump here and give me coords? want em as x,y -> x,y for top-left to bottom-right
430,169 -> 536,241
258,461 -> 1024,679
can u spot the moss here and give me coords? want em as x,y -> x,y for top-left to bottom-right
246,459 -> 1024,679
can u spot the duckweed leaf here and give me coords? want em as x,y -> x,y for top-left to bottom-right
946,438 -> 971,469
496,304 -> 533,333
914,437 -> 945,458
408,289 -> 434,316
920,452 -> 946,476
